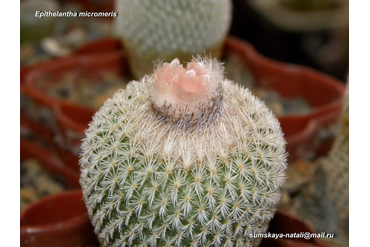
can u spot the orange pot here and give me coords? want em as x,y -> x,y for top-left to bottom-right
20,50 -> 128,167
20,36 -> 345,166
224,36 -> 345,161
20,190 -> 99,247
20,139 -> 80,189
20,190 -> 325,247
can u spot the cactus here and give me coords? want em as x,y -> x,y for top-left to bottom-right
320,84 -> 349,229
114,0 -> 232,79
80,57 -> 287,246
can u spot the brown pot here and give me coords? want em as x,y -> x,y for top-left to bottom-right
260,210 -> 326,247
20,190 -> 324,247
20,190 -> 99,247
20,36 -> 345,167
20,50 -> 129,167
20,139 -> 80,189
223,36 -> 345,161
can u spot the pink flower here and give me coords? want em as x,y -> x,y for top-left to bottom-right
153,58 -> 213,113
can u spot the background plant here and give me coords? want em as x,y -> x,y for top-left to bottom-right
114,0 -> 232,79
320,83 -> 349,235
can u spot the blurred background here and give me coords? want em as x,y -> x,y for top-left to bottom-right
230,0 -> 349,82
21,0 -> 349,81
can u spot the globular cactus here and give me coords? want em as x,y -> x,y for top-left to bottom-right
80,57 -> 287,247
320,84 -> 349,229
114,0 -> 232,79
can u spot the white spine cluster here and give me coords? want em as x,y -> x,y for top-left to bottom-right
114,0 -> 232,79
80,57 -> 287,247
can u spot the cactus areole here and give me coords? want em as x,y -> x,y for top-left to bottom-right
80,57 -> 287,247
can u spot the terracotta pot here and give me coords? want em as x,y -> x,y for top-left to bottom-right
21,67 -> 55,146
20,36 -> 345,163
223,36 -> 345,161
260,211 -> 326,247
54,102 -> 95,171
20,51 -> 128,167
230,0 -> 348,82
73,36 -> 345,162
20,139 -> 80,189
20,190 -> 99,247
74,36 -> 123,55
20,191 -> 323,247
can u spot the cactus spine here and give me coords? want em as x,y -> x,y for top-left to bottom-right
80,57 -> 287,246
114,0 -> 232,79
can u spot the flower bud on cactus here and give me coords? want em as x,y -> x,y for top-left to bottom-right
80,57 -> 287,246
114,0 -> 232,79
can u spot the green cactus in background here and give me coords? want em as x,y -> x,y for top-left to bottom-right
114,0 -> 232,79
320,84 -> 349,229
80,57 -> 287,246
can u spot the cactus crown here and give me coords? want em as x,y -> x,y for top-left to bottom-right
80,57 -> 287,246
151,57 -> 224,131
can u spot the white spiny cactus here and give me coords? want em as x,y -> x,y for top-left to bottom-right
114,0 -> 232,79
80,57 -> 287,246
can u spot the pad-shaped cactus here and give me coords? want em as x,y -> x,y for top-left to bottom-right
80,57 -> 287,246
114,0 -> 232,79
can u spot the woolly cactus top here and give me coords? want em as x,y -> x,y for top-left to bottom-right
151,57 -> 223,131
83,57 -> 285,168
80,57 -> 287,246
